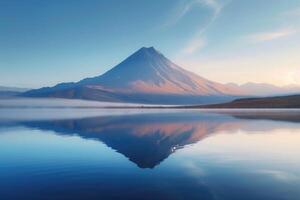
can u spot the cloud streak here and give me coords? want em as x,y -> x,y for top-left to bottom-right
164,0 -> 222,28
180,0 -> 224,54
201,0 -> 222,16
182,37 -> 207,54
247,27 -> 298,43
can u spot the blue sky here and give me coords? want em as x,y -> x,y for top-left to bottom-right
1,0 -> 300,88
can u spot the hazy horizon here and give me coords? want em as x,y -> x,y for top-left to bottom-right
1,0 -> 300,88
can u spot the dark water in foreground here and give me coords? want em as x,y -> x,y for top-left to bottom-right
0,109 -> 300,200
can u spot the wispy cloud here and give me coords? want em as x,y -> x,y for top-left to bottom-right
182,37 -> 206,54
180,0 -> 224,54
201,0 -> 222,16
163,1 -> 195,28
164,0 -> 222,28
247,27 -> 298,43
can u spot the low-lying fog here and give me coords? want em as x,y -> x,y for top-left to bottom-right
0,97 -> 152,108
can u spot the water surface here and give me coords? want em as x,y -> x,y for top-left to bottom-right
0,109 -> 300,200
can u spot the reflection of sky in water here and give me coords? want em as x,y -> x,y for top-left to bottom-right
171,129 -> 300,199
0,110 -> 300,200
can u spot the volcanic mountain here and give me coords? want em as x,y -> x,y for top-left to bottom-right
24,47 -> 244,104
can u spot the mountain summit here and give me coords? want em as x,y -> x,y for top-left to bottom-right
24,47 -> 243,104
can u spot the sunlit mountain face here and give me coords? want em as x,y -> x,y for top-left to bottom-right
23,47 -> 244,105
11,111 -> 300,168
21,46 -> 300,105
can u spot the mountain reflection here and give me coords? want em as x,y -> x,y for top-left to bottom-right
17,111 -> 300,168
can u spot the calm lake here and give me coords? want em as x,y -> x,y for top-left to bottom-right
0,109 -> 300,200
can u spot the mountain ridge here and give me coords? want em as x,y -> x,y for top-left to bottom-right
192,94 -> 300,108
0,86 -> 30,92
226,82 -> 300,96
0,86 -> 31,98
23,47 -> 244,104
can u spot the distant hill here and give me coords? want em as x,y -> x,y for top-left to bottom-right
0,86 -> 30,92
0,86 -> 30,98
23,47 -> 244,105
226,82 -> 300,96
195,94 -> 300,108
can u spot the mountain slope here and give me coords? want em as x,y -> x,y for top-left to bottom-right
194,94 -> 300,108
23,47 -> 244,104
78,47 -> 243,95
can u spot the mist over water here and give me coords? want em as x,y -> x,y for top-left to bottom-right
0,98 -> 145,108
0,109 -> 300,200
